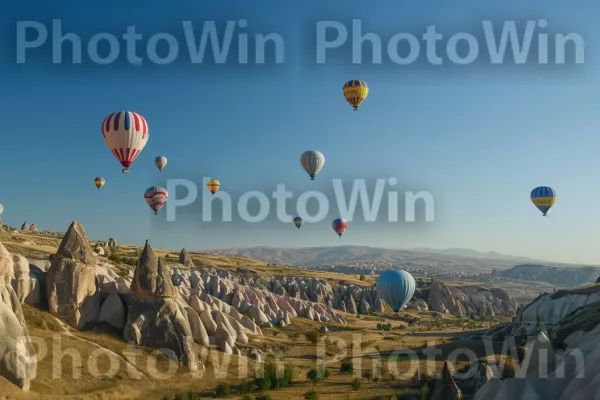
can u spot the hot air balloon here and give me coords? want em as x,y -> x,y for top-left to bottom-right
0,204 -> 3,215
343,80 -> 369,111
207,179 -> 220,196
530,186 -> 556,216
300,151 -> 325,180
332,218 -> 348,237
144,186 -> 168,215
101,111 -> 149,173
93,177 -> 105,190
293,216 -> 303,230
376,270 -> 416,313
155,156 -> 167,172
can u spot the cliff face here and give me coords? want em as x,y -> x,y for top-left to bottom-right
473,282 -> 600,400
500,264 -> 600,286
426,279 -> 516,317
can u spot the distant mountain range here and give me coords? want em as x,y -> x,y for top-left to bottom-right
205,245 -> 570,270
409,247 -> 540,262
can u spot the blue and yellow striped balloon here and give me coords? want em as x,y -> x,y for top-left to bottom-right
530,186 -> 556,216
300,150 -> 325,180
94,177 -> 105,191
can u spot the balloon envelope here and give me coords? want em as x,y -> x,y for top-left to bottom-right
332,218 -> 348,237
94,177 -> 105,190
101,111 -> 149,173
144,186 -> 168,214
155,156 -> 167,171
300,151 -> 325,180
207,179 -> 220,195
376,270 -> 416,313
530,186 -> 556,216
293,216 -> 303,229
343,80 -> 369,110
0,204 -> 3,215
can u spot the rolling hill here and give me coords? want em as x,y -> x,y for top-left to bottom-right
204,245 -> 563,270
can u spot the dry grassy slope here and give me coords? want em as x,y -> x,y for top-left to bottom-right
6,304 -> 509,400
0,229 -> 513,399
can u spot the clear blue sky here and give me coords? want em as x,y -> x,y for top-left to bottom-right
1,0 -> 599,264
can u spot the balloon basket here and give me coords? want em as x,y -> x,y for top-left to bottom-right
122,168 -> 129,173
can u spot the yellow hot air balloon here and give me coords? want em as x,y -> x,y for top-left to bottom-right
343,80 -> 369,111
94,177 -> 105,190
207,179 -> 220,196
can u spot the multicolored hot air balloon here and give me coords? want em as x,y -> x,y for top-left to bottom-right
376,270 -> 416,313
293,216 -> 303,230
207,179 -> 220,196
144,186 -> 168,215
93,177 -> 105,190
155,156 -> 167,172
101,111 -> 149,173
332,218 -> 348,237
531,186 -> 556,216
343,80 -> 369,111
300,151 -> 325,180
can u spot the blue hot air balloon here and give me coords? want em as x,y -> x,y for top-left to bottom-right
530,186 -> 556,216
376,270 -> 416,313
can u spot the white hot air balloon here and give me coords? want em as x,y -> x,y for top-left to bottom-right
300,150 -> 325,180
101,111 -> 149,173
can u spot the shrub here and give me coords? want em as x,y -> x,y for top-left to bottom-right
254,376 -> 271,392
107,253 -> 122,263
305,331 -> 320,344
283,364 -> 295,386
215,383 -> 230,398
255,395 -> 272,400
359,274 -> 366,281
502,358 -> 516,379
304,390 -> 319,400
307,369 -> 319,385
362,369 -> 373,382
288,333 -> 300,342
340,358 -> 353,373
420,384 -> 430,400
351,378 -> 362,391
241,396 -> 253,400
238,380 -> 255,394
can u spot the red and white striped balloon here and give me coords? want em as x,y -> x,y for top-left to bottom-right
101,111 -> 149,173
144,186 -> 168,215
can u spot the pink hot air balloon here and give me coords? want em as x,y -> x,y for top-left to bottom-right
101,111 -> 149,173
332,218 -> 348,237
144,186 -> 168,215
